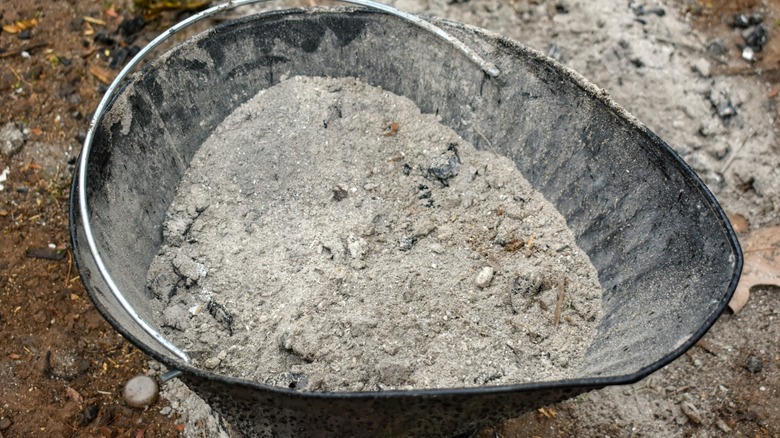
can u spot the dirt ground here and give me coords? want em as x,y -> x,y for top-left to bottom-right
0,0 -> 777,437
0,2 -> 196,436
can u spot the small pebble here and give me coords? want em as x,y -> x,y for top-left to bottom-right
204,356 -> 221,369
716,418 -> 732,433
475,266 -> 495,288
680,401 -> 703,424
82,404 -> 99,424
691,58 -> 711,78
75,129 -> 87,143
159,406 -> 172,416
0,417 -> 11,430
742,46 -> 755,62
745,355 -> 763,373
547,44 -> 562,62
123,375 -> 159,408
429,242 -> 445,254
707,38 -> 729,57
0,123 -> 25,157
713,96 -> 737,119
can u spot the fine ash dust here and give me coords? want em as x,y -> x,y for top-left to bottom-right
147,76 -> 602,392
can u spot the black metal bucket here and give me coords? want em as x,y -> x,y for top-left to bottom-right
69,4 -> 741,437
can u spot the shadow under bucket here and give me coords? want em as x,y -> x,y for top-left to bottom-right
69,5 -> 741,437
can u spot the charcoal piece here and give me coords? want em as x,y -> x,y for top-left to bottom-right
207,301 -> 234,335
745,25 -> 768,52
93,31 -> 116,46
119,16 -> 146,38
108,46 -> 129,70
732,12 -> 763,28
399,236 -> 418,251
425,144 -> 461,186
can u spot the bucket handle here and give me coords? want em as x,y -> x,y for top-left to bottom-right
78,0 -> 500,366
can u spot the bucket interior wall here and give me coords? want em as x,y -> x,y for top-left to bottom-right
73,7 -> 737,400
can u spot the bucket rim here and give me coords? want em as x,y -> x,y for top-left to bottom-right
69,7 -> 743,399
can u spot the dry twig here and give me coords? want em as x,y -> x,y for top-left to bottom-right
554,278 -> 569,327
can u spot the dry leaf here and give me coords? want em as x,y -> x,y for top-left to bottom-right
21,161 -> 42,172
3,24 -> 21,34
383,121 -> 400,137
729,226 -> 780,313
83,22 -> 95,37
695,339 -> 721,356
16,18 -> 39,30
105,7 -> 120,19
3,18 -> 39,34
90,65 -> 115,84
727,212 -> 749,234
66,386 -> 84,404
83,16 -> 107,26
